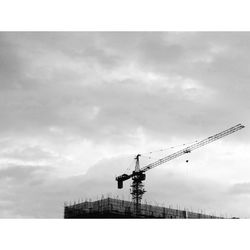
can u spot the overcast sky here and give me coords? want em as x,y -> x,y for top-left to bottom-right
0,32 -> 250,218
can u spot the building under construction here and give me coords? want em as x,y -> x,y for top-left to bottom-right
64,197 -> 225,218
64,124 -> 244,219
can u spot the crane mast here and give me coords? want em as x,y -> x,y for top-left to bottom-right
115,124 -> 245,215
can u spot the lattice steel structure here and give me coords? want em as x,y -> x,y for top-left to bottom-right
116,124 -> 245,215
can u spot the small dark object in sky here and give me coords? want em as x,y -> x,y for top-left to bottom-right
186,160 -> 189,163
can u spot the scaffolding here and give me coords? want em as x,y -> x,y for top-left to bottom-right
64,197 -> 227,219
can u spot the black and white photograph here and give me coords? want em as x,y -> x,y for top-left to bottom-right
1,1 -> 250,249
0,32 -> 249,219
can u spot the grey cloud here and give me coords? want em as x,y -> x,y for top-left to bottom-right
1,145 -> 57,162
228,182 -> 250,195
0,34 -> 25,89
0,32 -> 248,143
0,165 -> 51,183
0,156 -> 127,218
0,32 -> 249,218
0,155 -> 246,218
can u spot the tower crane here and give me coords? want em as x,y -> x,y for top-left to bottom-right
115,123 -> 245,215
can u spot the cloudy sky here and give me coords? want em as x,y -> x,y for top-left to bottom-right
0,32 -> 250,218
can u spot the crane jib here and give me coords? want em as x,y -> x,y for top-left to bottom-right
141,124 -> 245,172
